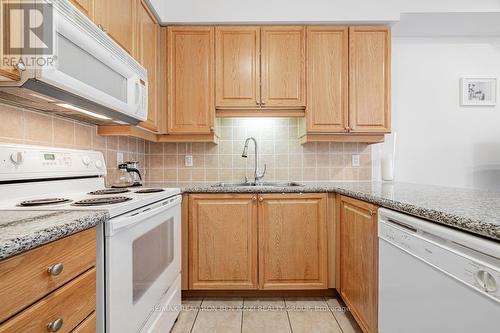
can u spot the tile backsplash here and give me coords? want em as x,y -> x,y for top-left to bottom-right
0,105 -> 372,185
145,118 -> 372,184
0,103 -> 146,186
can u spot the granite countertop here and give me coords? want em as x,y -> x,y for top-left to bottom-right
150,181 -> 500,242
0,210 -> 109,260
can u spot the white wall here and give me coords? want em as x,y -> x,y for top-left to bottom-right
374,37 -> 500,190
149,0 -> 500,24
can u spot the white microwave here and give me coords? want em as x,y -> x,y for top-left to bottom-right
0,0 -> 148,125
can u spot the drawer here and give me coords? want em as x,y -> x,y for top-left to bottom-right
0,228 -> 96,323
72,312 -> 96,333
0,268 -> 96,333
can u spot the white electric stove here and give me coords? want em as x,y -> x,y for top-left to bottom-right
0,144 -> 182,333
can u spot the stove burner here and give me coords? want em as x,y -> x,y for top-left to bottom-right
88,189 -> 130,195
134,188 -> 165,194
19,198 -> 72,207
73,196 -> 132,206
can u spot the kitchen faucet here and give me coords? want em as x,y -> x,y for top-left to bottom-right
241,137 -> 266,183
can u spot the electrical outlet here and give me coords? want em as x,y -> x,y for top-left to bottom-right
185,154 -> 193,167
117,152 -> 124,164
351,154 -> 360,167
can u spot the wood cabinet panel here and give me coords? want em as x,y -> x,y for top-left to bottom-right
306,26 -> 348,133
0,268 -> 96,333
167,27 -> 215,134
0,228 -> 96,323
189,194 -> 258,289
349,26 -> 391,133
339,196 -> 378,333
72,312 -> 96,333
0,0 -> 21,81
70,0 -> 94,20
94,0 -> 135,54
215,26 -> 260,108
136,0 -> 159,132
258,193 -> 328,289
261,26 -> 306,108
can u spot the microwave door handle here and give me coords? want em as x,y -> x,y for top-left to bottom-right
133,78 -> 143,110
106,195 -> 182,235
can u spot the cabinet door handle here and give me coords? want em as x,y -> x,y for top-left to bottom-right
344,126 -> 351,132
260,100 -> 266,105
252,196 -> 257,201
47,263 -> 64,276
259,196 -> 264,202
47,318 -> 63,332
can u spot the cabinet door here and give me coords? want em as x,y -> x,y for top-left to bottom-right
167,27 -> 215,134
70,0 -> 95,20
349,26 -> 391,133
306,26 -> 348,133
258,193 -> 328,290
94,0 -> 135,54
0,0 -> 21,81
189,194 -> 258,289
261,26 -> 306,108
136,0 -> 159,132
339,196 -> 378,333
215,26 -> 260,108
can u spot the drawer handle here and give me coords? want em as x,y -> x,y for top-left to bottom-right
47,263 -> 64,276
47,318 -> 63,332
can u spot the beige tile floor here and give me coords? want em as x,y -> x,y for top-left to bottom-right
171,297 -> 362,333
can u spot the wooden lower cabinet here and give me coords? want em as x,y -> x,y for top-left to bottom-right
258,193 -> 328,289
188,193 -> 328,290
189,194 -> 258,289
339,195 -> 378,333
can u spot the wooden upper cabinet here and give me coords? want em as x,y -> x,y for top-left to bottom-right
136,0 -> 159,132
167,26 -> 215,134
94,0 -> 135,54
189,194 -> 258,290
215,26 -> 260,108
258,193 -> 328,290
261,26 -> 306,108
339,196 -> 378,333
0,0 -> 21,81
349,26 -> 391,133
70,0 -> 95,20
306,26 -> 348,133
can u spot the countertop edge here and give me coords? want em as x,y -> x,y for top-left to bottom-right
0,211 -> 109,261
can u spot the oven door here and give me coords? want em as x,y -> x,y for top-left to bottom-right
105,195 -> 181,333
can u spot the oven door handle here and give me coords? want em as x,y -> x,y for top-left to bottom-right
106,195 -> 182,236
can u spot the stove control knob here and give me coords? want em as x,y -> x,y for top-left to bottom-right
10,152 -> 24,165
95,160 -> 103,169
82,156 -> 91,166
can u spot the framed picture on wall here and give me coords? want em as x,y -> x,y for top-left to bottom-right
460,77 -> 497,106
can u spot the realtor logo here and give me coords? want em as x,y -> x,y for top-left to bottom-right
3,1 -> 53,55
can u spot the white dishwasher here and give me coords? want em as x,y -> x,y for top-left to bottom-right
378,208 -> 500,333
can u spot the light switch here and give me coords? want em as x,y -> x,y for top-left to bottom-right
352,154 -> 360,167
185,154 -> 193,167
117,152 -> 124,164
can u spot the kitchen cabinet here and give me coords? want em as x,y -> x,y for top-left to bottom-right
258,193 -> 328,289
305,26 -> 348,133
215,26 -> 305,114
0,228 -> 96,331
349,26 -> 391,133
215,26 -> 261,108
339,195 -> 378,333
167,26 -> 215,135
94,0 -> 135,55
136,0 -> 160,132
70,0 -> 95,20
261,26 -> 306,108
0,0 -> 21,81
187,193 -> 328,290
189,194 -> 258,289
